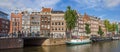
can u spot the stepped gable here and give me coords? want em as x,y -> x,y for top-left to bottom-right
41,7 -> 52,13
83,13 -> 90,22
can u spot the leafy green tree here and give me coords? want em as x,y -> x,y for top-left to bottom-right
104,19 -> 118,35
64,6 -> 78,38
108,24 -> 112,32
116,24 -> 119,34
104,20 -> 110,34
98,26 -> 104,36
85,23 -> 91,34
111,23 -> 117,34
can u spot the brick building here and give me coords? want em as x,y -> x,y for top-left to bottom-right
118,23 -> 120,34
90,16 -> 100,35
72,14 -> 85,36
73,13 -> 105,36
99,20 -> 106,36
83,13 -> 100,36
9,7 -> 107,37
30,12 -> 40,35
51,11 -> 66,38
10,10 -> 22,34
21,11 -> 31,36
0,11 -> 9,34
40,7 -> 51,36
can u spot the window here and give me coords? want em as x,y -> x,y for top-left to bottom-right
58,22 -> 60,25
55,28 -> 57,30
15,22 -> 17,26
62,28 -> 64,30
5,26 -> 7,29
55,22 -> 57,25
2,21 -> 5,23
6,22 -> 8,24
52,22 -> 54,25
32,17 -> 34,19
12,18 -> 14,21
45,21 -> 46,23
59,28 -> 60,30
48,21 -> 50,24
52,28 -> 54,31
48,17 -> 50,19
48,25 -> 50,29
22,27 -> 24,29
62,22 -> 64,25
17,18 -> 20,21
45,17 -> 47,18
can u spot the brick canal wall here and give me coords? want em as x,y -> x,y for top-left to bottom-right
0,38 -> 23,49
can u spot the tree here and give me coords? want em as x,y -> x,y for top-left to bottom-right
98,26 -> 104,36
104,20 -> 118,35
111,23 -> 117,34
104,20 -> 110,34
64,6 -> 78,38
85,23 -> 91,34
116,24 -> 119,34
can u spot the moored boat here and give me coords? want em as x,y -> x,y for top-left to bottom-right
66,36 -> 91,45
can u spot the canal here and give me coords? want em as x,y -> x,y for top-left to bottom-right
1,40 -> 120,52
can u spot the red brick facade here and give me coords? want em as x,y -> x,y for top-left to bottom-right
10,13 -> 22,33
0,18 -> 10,34
40,7 -> 52,35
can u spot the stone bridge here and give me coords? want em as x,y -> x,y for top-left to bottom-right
0,36 -> 66,49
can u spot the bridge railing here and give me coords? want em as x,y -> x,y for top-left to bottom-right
0,33 -> 67,39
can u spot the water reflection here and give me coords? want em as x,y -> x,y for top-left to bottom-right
1,40 -> 120,52
0,48 -> 23,52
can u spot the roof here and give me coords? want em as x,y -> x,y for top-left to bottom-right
41,7 -> 52,12
0,17 -> 9,21
83,13 -> 90,22
51,11 -> 64,14
0,11 -> 8,16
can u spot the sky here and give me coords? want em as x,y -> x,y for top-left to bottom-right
0,0 -> 120,22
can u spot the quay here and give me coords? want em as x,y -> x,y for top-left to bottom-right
90,37 -> 113,42
0,36 -> 67,49
0,38 -> 23,49
90,35 -> 120,42
1,35 -> 120,49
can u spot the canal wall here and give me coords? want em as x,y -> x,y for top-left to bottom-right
0,37 -> 67,49
42,38 -> 67,45
24,38 -> 67,46
0,38 -> 23,49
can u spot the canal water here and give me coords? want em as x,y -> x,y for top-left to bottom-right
1,40 -> 120,52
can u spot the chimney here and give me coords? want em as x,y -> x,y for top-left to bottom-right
42,7 -> 44,9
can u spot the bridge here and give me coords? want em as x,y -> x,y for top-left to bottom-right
0,36 -> 49,49
22,36 -> 48,46
0,35 -> 67,49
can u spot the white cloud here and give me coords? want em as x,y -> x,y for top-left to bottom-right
104,0 -> 120,8
98,15 -> 106,19
73,0 -> 120,9
0,0 -> 60,10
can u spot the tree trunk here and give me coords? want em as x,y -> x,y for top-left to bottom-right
106,28 -> 108,37
70,30 -> 72,39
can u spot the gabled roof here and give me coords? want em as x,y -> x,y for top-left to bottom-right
83,13 -> 90,22
41,7 -> 52,12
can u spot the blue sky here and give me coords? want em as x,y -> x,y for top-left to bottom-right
0,0 -> 120,22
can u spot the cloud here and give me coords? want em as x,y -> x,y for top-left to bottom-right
104,0 -> 120,8
0,0 -> 60,10
73,0 -> 120,9
98,15 -> 106,19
